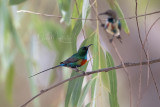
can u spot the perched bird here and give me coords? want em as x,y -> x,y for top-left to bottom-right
29,44 -> 93,78
99,10 -> 122,43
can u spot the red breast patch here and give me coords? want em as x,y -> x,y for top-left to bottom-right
107,23 -> 109,28
81,59 -> 87,66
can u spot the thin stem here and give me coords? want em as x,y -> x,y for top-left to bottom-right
135,1 -> 143,107
135,0 -> 160,102
17,10 -> 160,21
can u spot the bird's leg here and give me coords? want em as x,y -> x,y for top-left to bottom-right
101,24 -> 105,27
117,35 -> 122,43
73,67 -> 80,72
109,35 -> 115,43
79,71 -> 86,75
73,67 -> 86,75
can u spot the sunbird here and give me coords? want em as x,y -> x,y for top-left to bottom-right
99,10 -> 122,43
29,44 -> 93,78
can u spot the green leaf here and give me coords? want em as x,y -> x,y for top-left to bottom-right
9,0 -> 27,5
85,103 -> 91,107
5,64 -> 14,102
65,72 -> 78,107
1,0 -> 27,57
82,0 -> 90,26
90,34 -> 99,107
71,16 -> 82,52
106,52 -> 119,107
65,62 -> 88,107
106,0 -> 130,34
77,78 -> 96,107
92,34 -> 110,92
9,20 -> 27,57
90,33 -> 110,107
26,36 -> 40,107
57,0 -> 72,24
71,0 -> 83,28
70,62 -> 88,107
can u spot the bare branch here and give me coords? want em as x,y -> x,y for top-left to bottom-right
21,58 -> 160,107
17,10 -> 160,21
135,0 -> 160,102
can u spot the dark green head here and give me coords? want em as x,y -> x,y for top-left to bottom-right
99,10 -> 118,20
77,44 -> 93,56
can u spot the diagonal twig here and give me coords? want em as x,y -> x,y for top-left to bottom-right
20,58 -> 160,107
135,0 -> 160,102
17,10 -> 160,21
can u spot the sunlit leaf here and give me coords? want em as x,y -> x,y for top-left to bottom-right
26,36 -> 40,107
82,0 -> 90,26
65,72 -> 77,107
65,62 -> 88,107
5,64 -> 14,102
9,0 -> 27,5
85,103 -> 91,107
91,34 -> 98,107
90,33 -> 110,106
71,0 -> 83,28
7,14 -> 27,58
57,0 -> 72,24
71,16 -> 82,52
106,0 -> 130,34
77,78 -> 96,107
106,52 -> 119,107
71,62 -> 88,107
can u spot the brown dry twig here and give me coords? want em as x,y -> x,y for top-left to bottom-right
21,58 -> 160,107
135,0 -> 160,102
17,10 -> 160,21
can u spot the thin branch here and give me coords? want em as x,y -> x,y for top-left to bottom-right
135,1 -> 143,107
135,0 -> 160,102
143,17 -> 160,46
144,0 -> 151,87
21,58 -> 160,107
17,10 -> 160,21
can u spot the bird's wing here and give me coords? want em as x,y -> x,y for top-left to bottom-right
118,20 -> 121,31
60,55 -> 80,64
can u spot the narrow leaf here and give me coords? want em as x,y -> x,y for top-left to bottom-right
82,0 -> 90,26
71,62 -> 88,106
65,72 -> 78,107
106,52 -> 119,107
57,0 -> 72,24
71,16 -> 82,52
5,64 -> 14,102
77,78 -> 96,107
85,103 -> 91,107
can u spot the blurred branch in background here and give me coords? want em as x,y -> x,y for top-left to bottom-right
17,9 -> 160,21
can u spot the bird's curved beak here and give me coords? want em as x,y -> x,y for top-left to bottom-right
87,44 -> 93,48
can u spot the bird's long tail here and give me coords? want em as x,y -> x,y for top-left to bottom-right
29,65 -> 61,78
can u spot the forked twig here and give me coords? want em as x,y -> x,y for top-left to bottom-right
135,0 -> 160,102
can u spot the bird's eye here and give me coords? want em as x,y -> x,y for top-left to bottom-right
83,47 -> 87,50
